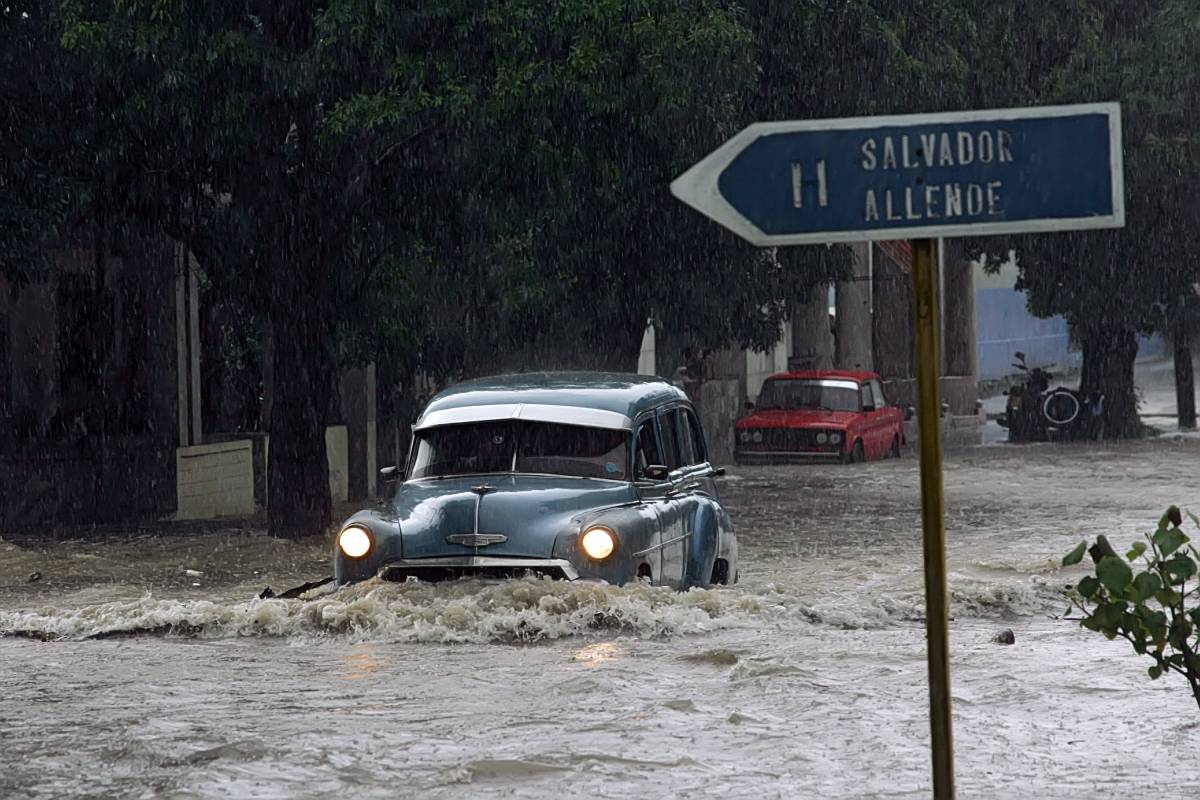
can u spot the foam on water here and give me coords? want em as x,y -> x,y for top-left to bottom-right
0,576 -> 775,643
1,567 -> 1065,643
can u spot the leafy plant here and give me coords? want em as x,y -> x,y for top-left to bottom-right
1063,506 -> 1200,710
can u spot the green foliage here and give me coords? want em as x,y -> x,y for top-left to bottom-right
10,0 -> 1199,532
972,0 -> 1200,436
1064,506 -> 1200,710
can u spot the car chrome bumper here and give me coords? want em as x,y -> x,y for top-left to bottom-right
377,556 -> 579,583
735,450 -> 842,462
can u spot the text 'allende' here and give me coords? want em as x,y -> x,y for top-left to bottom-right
861,129 -> 1012,223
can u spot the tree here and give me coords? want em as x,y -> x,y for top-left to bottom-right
37,1 -> 777,537
969,1 -> 1200,437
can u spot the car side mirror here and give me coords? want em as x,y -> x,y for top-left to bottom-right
378,465 -> 402,499
642,464 -> 670,481
904,405 -> 915,421
742,401 -> 755,413
862,403 -> 876,413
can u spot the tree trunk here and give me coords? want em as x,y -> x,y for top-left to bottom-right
1079,325 -> 1140,438
266,219 -> 336,538
1174,335 -> 1196,430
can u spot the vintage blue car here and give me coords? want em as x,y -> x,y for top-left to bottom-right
334,373 -> 737,589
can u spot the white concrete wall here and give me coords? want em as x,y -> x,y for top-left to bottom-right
745,324 -> 792,402
326,424 -> 349,503
365,419 -> 378,498
176,440 -> 255,520
636,321 -> 655,376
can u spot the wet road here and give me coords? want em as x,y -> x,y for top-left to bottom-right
3,438 -> 1199,798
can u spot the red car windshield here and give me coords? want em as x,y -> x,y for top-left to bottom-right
756,379 -> 861,413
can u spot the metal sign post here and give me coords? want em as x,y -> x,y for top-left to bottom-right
911,237 -> 953,798
671,103 -> 1125,799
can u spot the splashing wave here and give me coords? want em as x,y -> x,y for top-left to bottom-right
1,570 -> 1065,643
0,577 -> 771,643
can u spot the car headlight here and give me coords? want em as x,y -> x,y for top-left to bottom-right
816,432 -> 828,444
338,525 -> 372,559
738,430 -> 750,443
580,526 -> 616,561
751,431 -> 763,443
830,432 -> 842,444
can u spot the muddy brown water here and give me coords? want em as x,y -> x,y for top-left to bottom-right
3,439 -> 1199,798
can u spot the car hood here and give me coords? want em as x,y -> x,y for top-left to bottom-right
737,408 -> 857,428
392,474 -> 637,559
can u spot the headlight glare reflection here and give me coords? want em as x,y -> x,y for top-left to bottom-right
580,526 -> 616,560
339,525 -> 372,559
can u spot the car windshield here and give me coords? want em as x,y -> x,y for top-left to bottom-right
408,420 -> 628,480
756,379 -> 861,412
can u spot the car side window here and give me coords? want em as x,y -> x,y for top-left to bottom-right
870,380 -> 887,408
683,408 -> 707,465
674,409 -> 698,465
635,419 -> 664,477
659,409 -> 683,470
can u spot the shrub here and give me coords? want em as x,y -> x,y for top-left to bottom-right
1063,506 -> 1200,710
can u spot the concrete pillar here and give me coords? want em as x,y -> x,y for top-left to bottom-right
791,287 -> 834,370
341,363 -> 378,501
941,238 -> 977,378
835,242 -> 873,371
871,243 -> 914,381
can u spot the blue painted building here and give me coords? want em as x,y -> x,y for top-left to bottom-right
975,260 -> 1164,380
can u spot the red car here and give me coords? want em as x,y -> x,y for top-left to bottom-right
734,370 -> 908,464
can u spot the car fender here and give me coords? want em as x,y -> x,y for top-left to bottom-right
334,507 -> 403,584
682,500 -> 723,589
552,502 -> 659,584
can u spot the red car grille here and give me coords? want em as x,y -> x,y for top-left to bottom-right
738,428 -> 839,452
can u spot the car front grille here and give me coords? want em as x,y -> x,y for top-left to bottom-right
738,428 -> 838,452
378,556 -> 579,583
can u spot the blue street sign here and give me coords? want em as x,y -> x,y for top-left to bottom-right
670,103 -> 1124,246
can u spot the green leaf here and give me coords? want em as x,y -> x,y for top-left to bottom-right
1077,575 -> 1102,599
1092,602 -> 1126,631
1160,506 -> 1183,531
1129,571 -> 1162,603
1148,665 -> 1163,679
1152,526 -> 1189,557
1154,589 -> 1183,606
1126,541 -> 1148,562
1096,556 -> 1133,594
1168,618 -> 1194,649
1162,555 -> 1197,585
1063,541 -> 1088,567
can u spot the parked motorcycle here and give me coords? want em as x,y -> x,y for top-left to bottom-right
996,352 -> 1104,442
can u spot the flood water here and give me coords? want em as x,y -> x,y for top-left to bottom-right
3,439 -> 1199,799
